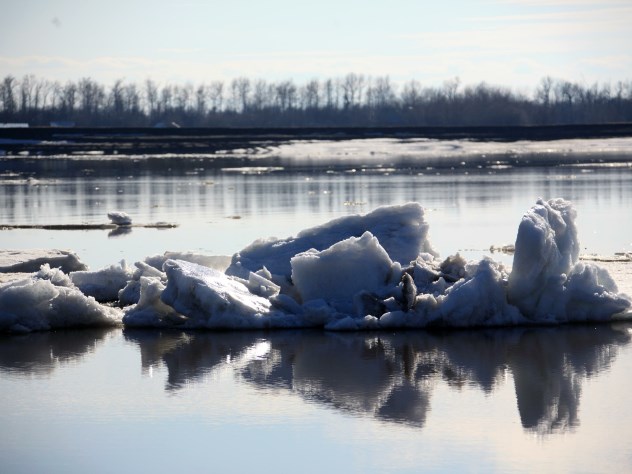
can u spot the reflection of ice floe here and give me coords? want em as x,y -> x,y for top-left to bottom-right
124,324 -> 631,432
2,199 -> 631,332
0,328 -> 113,375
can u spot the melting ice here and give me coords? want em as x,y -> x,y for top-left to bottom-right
1,199 -> 630,333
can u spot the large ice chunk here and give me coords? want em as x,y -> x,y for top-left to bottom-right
118,261 -> 166,306
119,252 -> 231,306
122,277 -> 186,327
0,249 -> 87,273
226,203 -> 435,281
0,265 -> 122,333
507,198 -> 630,321
291,231 -> 397,313
70,260 -> 133,302
159,259 -> 274,328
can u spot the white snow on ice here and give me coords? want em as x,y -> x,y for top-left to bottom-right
260,137 -> 632,164
0,265 -> 121,333
1,199 -> 631,333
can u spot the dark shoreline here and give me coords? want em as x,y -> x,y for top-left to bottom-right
2,123 -> 632,157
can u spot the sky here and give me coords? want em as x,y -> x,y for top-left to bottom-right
1,0 -> 631,90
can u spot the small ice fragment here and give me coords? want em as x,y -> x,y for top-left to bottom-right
107,211 -> 132,226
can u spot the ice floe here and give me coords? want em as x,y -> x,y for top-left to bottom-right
0,249 -> 87,273
0,265 -> 122,333
1,199 -> 630,333
107,211 -> 132,226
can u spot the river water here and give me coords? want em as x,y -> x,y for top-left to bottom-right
1,141 -> 632,472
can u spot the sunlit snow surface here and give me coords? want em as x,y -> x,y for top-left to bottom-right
1,199 -> 630,333
257,137 -> 632,169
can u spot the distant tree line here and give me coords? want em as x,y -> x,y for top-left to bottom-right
1,73 -> 631,127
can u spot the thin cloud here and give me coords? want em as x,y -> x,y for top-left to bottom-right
156,48 -> 205,54
466,5 -> 632,23
496,0 -> 630,6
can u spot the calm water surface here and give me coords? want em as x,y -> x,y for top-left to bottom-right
1,161 -> 631,268
1,325 -> 632,473
2,148 -> 632,472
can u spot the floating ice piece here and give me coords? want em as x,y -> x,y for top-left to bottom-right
0,265 -> 122,333
0,249 -> 87,273
123,259 -> 336,329
507,198 -> 630,322
70,260 -> 133,302
118,252 -> 232,306
6,199 -> 630,333
124,198 -> 630,331
160,259 -> 275,328
291,231 -> 398,313
107,211 -> 132,226
226,202 -> 436,281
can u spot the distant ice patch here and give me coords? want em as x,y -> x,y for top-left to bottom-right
107,211 -> 132,226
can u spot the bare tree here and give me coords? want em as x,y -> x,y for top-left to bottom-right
195,84 -> 207,116
535,76 -> 553,107
303,79 -> 320,109
208,81 -> 224,112
275,80 -> 297,111
230,77 -> 251,112
109,79 -> 125,115
373,76 -> 396,108
1,75 -> 18,114
60,81 -> 77,115
19,74 -> 37,113
323,78 -> 336,109
342,73 -> 364,108
442,76 -> 460,102
144,79 -> 159,116
78,77 -> 104,116
160,84 -> 174,112
401,79 -> 422,109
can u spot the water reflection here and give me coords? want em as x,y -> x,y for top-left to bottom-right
108,226 -> 132,238
0,328 -> 113,375
125,324 -> 631,434
2,166 -> 631,227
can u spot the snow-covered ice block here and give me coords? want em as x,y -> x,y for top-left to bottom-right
507,198 -> 630,322
70,260 -> 133,302
122,277 -> 186,327
118,261 -> 166,306
144,251 -> 231,272
107,211 -> 132,226
159,259 -> 274,328
0,265 -> 122,333
291,231 -> 396,313
226,202 -> 436,281
0,249 -> 87,273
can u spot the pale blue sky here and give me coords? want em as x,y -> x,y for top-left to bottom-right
1,0 -> 631,89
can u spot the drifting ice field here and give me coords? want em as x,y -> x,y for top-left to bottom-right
1,198 -> 630,333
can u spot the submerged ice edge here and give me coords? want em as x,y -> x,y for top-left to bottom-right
1,200 -> 631,333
